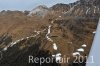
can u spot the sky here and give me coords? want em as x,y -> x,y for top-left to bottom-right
0,0 -> 77,11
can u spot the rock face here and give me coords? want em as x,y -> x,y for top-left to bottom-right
28,5 -> 49,17
69,0 -> 100,17
28,0 -> 100,17
0,0 -> 100,66
51,3 -> 70,12
51,0 -> 100,17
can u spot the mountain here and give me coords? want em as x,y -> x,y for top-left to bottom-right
28,0 -> 100,17
68,0 -> 100,17
51,0 -> 100,17
28,5 -> 49,17
0,0 -> 100,66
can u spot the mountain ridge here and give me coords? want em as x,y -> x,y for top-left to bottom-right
0,0 -> 99,66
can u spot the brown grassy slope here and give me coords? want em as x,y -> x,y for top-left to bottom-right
0,10 -> 99,66
0,12 -> 48,40
0,10 -> 98,57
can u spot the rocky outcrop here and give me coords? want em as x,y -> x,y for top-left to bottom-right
51,3 -> 70,12
50,0 -> 100,17
67,0 -> 100,17
28,5 -> 49,17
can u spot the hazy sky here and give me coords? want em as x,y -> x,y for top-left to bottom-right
0,0 -> 77,11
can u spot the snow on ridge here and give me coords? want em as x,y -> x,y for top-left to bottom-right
2,29 -> 45,51
3,39 -> 22,51
46,35 -> 53,42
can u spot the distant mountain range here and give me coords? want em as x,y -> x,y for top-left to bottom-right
28,0 -> 100,17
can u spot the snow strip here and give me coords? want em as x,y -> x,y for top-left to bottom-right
86,8 -> 90,15
46,25 -> 53,42
2,29 -> 45,51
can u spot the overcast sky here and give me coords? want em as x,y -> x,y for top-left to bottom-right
0,0 -> 77,11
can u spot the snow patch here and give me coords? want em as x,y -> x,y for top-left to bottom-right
53,43 -> 58,50
3,47 -> 8,51
52,53 -> 62,62
67,42 -> 72,44
93,31 -> 96,34
56,53 -> 62,62
51,21 -> 54,24
72,52 -> 80,56
82,44 -> 87,47
77,48 -> 84,52
26,37 -> 29,39
59,16 -> 61,18
34,30 -> 41,34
